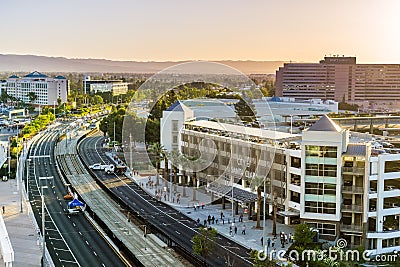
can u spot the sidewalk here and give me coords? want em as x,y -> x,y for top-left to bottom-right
0,178 -> 41,266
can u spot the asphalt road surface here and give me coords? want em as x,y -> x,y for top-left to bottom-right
26,125 -> 127,266
78,133 -> 254,267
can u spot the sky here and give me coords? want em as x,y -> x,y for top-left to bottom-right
1,0 -> 400,63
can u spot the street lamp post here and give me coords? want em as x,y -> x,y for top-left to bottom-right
263,176 -> 267,256
39,176 -> 53,267
169,170 -> 173,203
144,225 -> 147,250
26,158 -> 31,201
129,133 -> 133,176
41,185 -> 48,266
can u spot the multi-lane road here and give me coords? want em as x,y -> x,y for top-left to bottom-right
26,124 -> 127,266
78,133 -> 254,267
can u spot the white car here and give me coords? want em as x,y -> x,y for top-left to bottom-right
89,163 -> 107,170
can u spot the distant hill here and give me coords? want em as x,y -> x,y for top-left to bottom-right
0,54 -> 285,74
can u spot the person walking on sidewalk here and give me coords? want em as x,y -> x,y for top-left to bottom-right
234,225 -> 238,235
242,224 -> 246,235
2,206 -> 4,214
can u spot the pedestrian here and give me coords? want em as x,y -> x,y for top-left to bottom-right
267,237 -> 271,248
204,219 -> 207,226
194,204 -> 197,211
272,239 -> 275,248
216,219 -> 218,224
229,225 -> 232,235
261,236 -> 263,246
239,214 -> 243,222
220,211 -> 224,220
234,225 -> 238,235
201,202 -> 204,209
242,224 -> 246,235
212,216 -> 215,224
222,218 -> 224,224
197,218 -> 200,224
2,206 -> 4,214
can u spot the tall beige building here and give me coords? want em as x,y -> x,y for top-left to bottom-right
276,56 -> 400,108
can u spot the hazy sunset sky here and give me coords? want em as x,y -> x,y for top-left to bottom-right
1,0 -> 399,63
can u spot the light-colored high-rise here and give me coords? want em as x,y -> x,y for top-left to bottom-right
4,71 -> 68,106
276,56 -> 400,109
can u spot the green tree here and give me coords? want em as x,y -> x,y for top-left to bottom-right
27,92 -> 37,103
293,223 -> 316,248
234,98 -> 257,123
148,142 -> 166,186
192,227 -> 217,260
250,176 -> 264,229
249,250 -> 277,267
92,95 -> 104,105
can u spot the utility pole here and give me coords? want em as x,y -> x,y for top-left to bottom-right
129,133 -> 133,175
26,159 -> 31,201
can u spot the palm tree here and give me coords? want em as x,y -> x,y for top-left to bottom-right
170,150 -> 180,191
272,191 -> 277,236
250,176 -> 264,229
149,142 -> 166,186
27,92 -> 37,103
178,154 -> 188,197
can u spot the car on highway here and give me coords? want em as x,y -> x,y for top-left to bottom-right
89,163 -> 108,170
64,193 -> 73,200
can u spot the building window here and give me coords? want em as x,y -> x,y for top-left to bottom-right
307,222 -> 336,236
172,120 -> 179,131
385,160 -> 400,173
305,183 -> 336,196
306,145 -> 337,158
305,201 -> 336,214
305,164 -> 337,177
291,157 -> 301,168
172,135 -> 178,144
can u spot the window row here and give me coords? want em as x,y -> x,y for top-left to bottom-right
306,145 -> 337,158
305,163 -> 337,177
305,201 -> 336,214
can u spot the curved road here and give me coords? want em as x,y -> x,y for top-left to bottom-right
26,124 -> 127,266
79,134 -> 254,267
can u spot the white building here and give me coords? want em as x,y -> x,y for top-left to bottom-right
83,76 -> 128,96
160,102 -> 400,255
160,101 -> 194,153
4,71 -> 68,106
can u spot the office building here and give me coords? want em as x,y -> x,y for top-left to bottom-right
161,102 -> 400,255
276,56 -> 400,109
83,76 -> 128,95
4,71 -> 68,106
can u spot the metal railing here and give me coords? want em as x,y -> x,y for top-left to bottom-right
341,204 -> 363,213
340,223 -> 363,232
342,185 -> 364,194
342,167 -> 365,174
